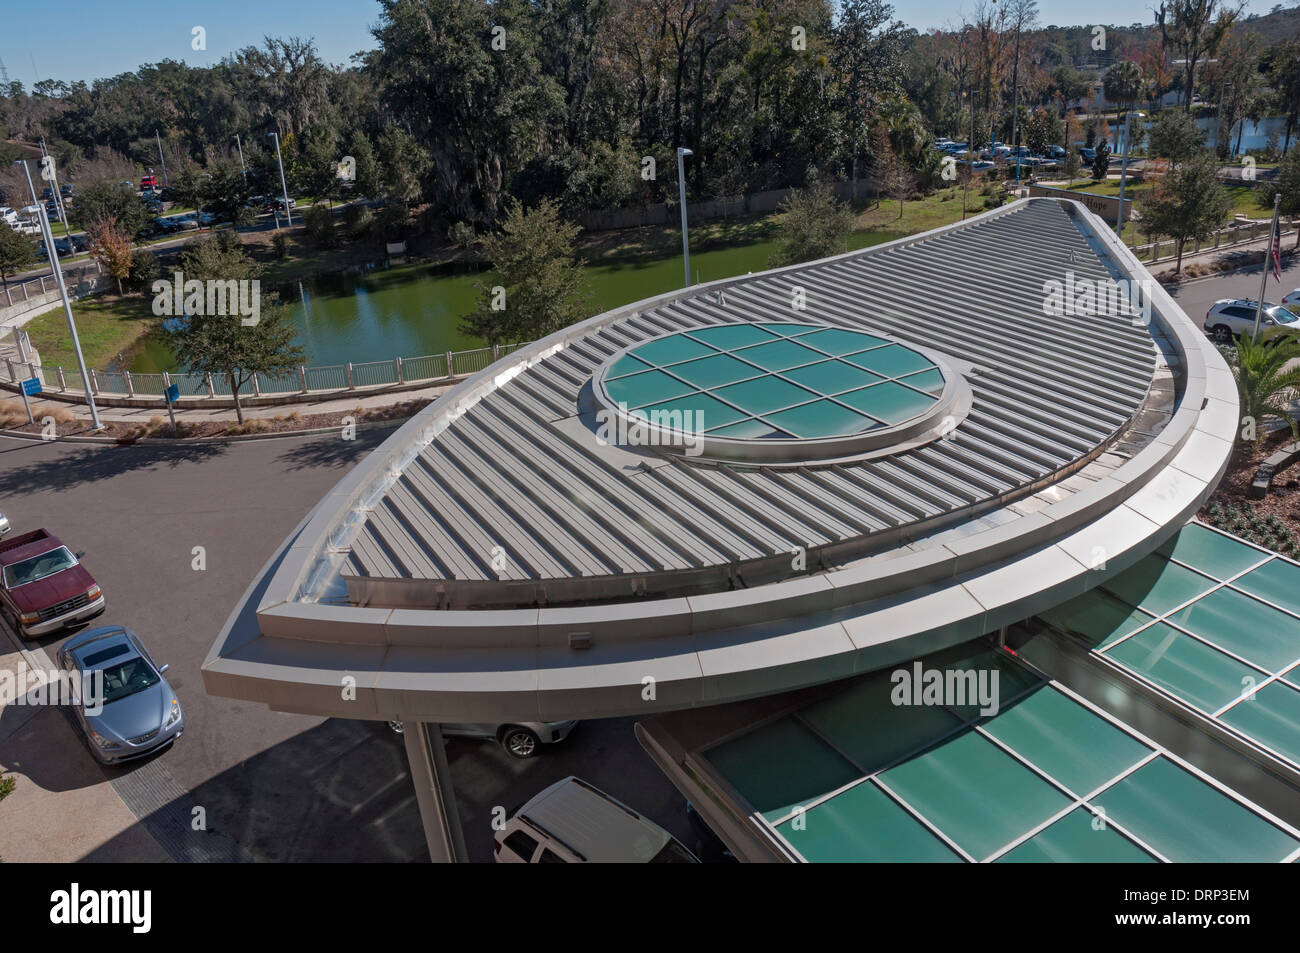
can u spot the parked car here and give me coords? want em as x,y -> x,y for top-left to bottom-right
1282,289 -> 1300,309
385,718 -> 577,758
494,776 -> 699,863
1205,298 -> 1300,341
1046,145 -> 1067,158
1079,147 -> 1097,162
0,512 -> 9,538
140,175 -> 157,191
0,529 -> 105,639
56,626 -> 184,764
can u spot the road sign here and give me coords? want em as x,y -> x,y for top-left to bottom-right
21,377 -> 40,396
165,383 -> 180,403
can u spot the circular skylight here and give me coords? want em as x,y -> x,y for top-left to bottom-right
594,322 -> 964,464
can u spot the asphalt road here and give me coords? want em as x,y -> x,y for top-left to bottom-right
1166,242 -> 1300,324
0,429 -> 692,863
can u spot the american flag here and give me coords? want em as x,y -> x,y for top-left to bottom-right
1272,217 -> 1283,282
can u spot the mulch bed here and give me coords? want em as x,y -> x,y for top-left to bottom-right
1200,429 -> 1300,528
1,398 -> 431,441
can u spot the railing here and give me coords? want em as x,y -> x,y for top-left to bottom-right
1,340 -> 533,401
0,266 -> 107,324
1131,220 -> 1296,265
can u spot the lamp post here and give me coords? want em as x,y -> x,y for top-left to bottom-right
1115,111 -> 1145,236
155,130 -> 169,188
15,160 -> 102,430
270,132 -> 293,226
677,147 -> 693,287
1214,82 -> 1231,158
234,134 -> 247,183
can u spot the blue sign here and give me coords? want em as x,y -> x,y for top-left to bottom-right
164,383 -> 180,403
21,377 -> 41,396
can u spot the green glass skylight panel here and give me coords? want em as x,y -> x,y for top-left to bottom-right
800,674 -> 965,774
712,376 -> 819,416
797,327 -> 889,356
733,339 -> 825,372
1093,757 -> 1300,862
1102,554 -> 1218,615
782,360 -> 884,394
779,781 -> 962,862
651,393 -> 748,430
837,381 -> 940,426
941,646 -> 1043,720
1233,558 -> 1300,616
1168,587 -> 1300,672
1103,622 -> 1258,713
899,367 -> 946,395
843,343 -> 936,377
604,369 -> 697,409
1037,589 -> 1155,649
997,809 -> 1157,863
605,354 -> 654,379
880,729 -> 1073,861
707,419 -> 794,439
763,400 -> 876,438
1157,523 -> 1265,579
686,324 -> 778,350
630,334 -> 717,366
668,353 -> 763,389
704,716 -> 860,823
1220,681 -> 1300,766
982,687 -> 1151,795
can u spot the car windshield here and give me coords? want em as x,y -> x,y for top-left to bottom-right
649,839 -> 697,863
3,547 -> 76,587
99,657 -> 159,704
1268,306 -> 1297,324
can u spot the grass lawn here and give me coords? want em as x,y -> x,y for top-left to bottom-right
23,294 -> 156,371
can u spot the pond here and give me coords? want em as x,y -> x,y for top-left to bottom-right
123,229 -> 904,374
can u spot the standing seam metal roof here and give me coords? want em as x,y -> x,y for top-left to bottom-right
342,201 -> 1157,601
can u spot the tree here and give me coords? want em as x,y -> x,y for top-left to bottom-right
1062,151 -> 1081,186
1147,108 -> 1203,168
162,234 -> 304,424
377,126 -> 428,207
1265,147 -> 1300,249
1104,61 -> 1145,116
1091,140 -> 1111,180
1141,152 -> 1232,272
1157,0 -> 1243,111
0,227 -> 36,289
833,0 -> 909,201
1232,331 -> 1300,444
1269,37 -> 1300,157
301,204 -> 336,248
769,181 -> 856,267
72,178 -> 151,237
460,199 -> 590,347
85,217 -> 134,294
200,159 -> 254,227
347,131 -> 382,199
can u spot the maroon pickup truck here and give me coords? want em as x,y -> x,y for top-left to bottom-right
0,529 -> 105,639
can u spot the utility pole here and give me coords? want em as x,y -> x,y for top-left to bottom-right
676,148 -> 693,287
270,132 -> 293,226
156,130 -> 169,188
1252,193 -> 1281,341
18,161 -> 101,430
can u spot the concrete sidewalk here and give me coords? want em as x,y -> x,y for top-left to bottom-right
0,628 -> 169,862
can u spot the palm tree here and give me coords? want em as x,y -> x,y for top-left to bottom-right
1232,331 -> 1300,445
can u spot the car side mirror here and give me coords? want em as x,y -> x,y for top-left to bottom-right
75,550 -> 86,559
159,664 -> 169,674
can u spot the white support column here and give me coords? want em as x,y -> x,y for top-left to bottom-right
402,722 -> 468,863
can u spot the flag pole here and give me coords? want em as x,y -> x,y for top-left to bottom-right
1252,193 -> 1281,342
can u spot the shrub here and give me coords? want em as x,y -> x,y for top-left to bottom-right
302,204 -> 336,249
271,231 -> 289,260
342,204 -> 373,241
125,248 -> 160,294
1202,501 -> 1300,557
0,775 -> 14,801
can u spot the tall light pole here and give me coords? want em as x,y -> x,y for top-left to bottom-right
677,147 -> 693,287
270,132 -> 293,226
37,138 -> 72,241
16,160 -> 101,430
1115,111 -> 1144,236
155,130 -> 169,188
234,134 -> 247,183
1213,82 -> 1231,158
1252,193 -> 1281,341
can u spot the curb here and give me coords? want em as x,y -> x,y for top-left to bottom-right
0,416 -> 406,447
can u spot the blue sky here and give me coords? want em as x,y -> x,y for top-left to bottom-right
0,0 -> 1286,87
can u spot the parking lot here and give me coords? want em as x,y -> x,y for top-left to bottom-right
0,430 -> 691,862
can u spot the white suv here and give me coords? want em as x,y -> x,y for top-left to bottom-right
1204,298 -> 1300,341
494,776 -> 698,863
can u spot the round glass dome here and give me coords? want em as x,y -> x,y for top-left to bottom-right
594,322 -> 964,464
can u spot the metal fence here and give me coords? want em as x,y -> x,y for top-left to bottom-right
1132,220 -> 1296,264
1,340 -> 532,401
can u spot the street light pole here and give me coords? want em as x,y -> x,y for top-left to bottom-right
270,132 -> 293,226
677,147 -> 693,287
234,134 -> 247,183
1214,82 -> 1231,158
1252,193 -> 1281,341
1115,111 -> 1144,235
156,130 -> 169,188
17,161 -> 102,430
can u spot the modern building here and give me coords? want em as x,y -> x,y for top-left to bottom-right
203,197 -> 1262,861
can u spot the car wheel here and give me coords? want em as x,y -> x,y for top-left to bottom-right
386,720 -> 404,735
500,726 -> 540,758
1211,324 -> 1233,344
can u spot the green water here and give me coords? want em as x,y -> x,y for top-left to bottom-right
126,230 -> 904,373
